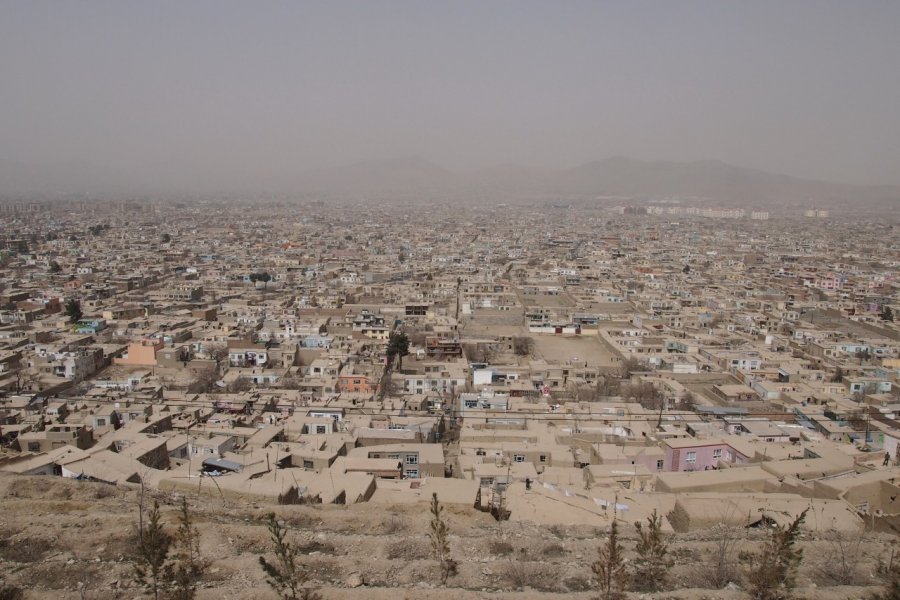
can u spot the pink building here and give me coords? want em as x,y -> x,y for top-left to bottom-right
662,438 -> 750,472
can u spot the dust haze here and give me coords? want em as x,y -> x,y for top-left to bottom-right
1,2 -> 900,198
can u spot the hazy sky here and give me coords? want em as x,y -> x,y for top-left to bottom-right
2,1 -> 899,186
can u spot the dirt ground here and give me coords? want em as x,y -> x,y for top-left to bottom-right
531,334 -> 619,368
0,472 -> 895,599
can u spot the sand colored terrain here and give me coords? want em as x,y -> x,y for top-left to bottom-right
0,472 -> 895,599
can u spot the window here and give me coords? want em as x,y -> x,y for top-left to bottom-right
28,442 -> 41,452
406,470 -> 419,479
97,419 -> 106,426
465,400 -> 477,408
539,455 -> 547,463
316,426 -> 327,434
303,460 -> 314,470
656,459 -> 664,470
387,454 -> 400,460
513,455 -> 525,463
405,455 -> 418,465
685,451 -> 697,463
712,448 -> 722,459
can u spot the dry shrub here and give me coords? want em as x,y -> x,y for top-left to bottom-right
0,536 -> 52,563
814,529 -> 866,586
229,530 -> 270,554
548,524 -> 567,539
28,562 -> 103,590
541,543 -> 566,558
96,531 -> 140,561
687,520 -> 742,589
501,561 -> 557,591
488,540 -> 514,556
0,584 -> 23,600
382,513 -> 407,534
278,510 -> 319,530
5,477 -> 72,500
91,483 -> 117,499
386,538 -> 427,560
564,575 -> 592,592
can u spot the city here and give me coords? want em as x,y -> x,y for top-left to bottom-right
0,198 -> 898,597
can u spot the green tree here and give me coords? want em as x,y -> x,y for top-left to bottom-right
161,233 -> 171,244
831,366 -> 844,383
65,298 -> 82,323
632,509 -> 672,592
882,306 -> 894,322
593,519 -> 628,600
134,500 -> 172,600
167,497 -> 205,600
428,492 -> 457,585
48,260 -> 61,273
386,331 -> 410,369
746,509 -> 808,600
259,514 -> 318,600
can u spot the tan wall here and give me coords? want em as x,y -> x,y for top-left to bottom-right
114,342 -> 160,366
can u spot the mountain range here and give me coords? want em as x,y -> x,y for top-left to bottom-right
1,156 -> 898,209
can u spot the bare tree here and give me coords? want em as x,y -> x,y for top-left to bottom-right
463,343 -> 495,364
206,343 -> 229,370
621,381 -> 665,411
14,369 -> 40,394
618,357 -> 645,378
831,366 -> 844,383
696,512 -> 742,589
595,375 -> 621,398
875,543 -> 900,600
227,376 -> 253,393
511,336 -> 534,356
814,529 -> 864,586
675,390 -> 697,411
187,367 -> 218,394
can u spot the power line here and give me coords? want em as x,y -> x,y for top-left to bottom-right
2,393 -> 823,424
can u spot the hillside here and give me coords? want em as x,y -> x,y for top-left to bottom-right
0,472 -> 894,599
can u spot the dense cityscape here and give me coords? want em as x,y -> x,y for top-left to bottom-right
3,2 -> 900,599
0,197 -> 898,598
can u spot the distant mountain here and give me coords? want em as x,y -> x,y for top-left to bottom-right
2,155 -> 898,210
552,157 -> 900,208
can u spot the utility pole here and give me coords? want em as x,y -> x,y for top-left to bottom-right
864,407 -> 871,450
